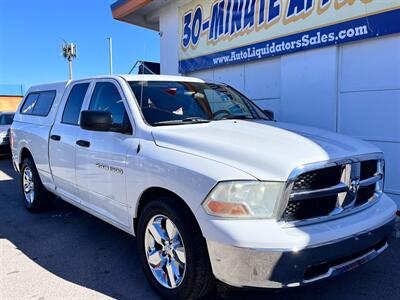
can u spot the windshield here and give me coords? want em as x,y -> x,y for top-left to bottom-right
0,114 -> 14,125
129,81 -> 269,126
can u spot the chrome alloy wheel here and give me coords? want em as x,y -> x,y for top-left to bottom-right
23,166 -> 35,204
144,214 -> 187,289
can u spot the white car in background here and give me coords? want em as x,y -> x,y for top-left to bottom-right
10,75 -> 397,300
0,111 -> 14,155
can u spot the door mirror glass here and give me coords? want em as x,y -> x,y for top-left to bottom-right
80,110 -> 112,132
263,109 -> 275,120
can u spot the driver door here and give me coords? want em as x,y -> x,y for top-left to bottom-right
75,79 -> 135,228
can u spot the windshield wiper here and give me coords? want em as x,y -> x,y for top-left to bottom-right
153,117 -> 211,126
218,114 -> 256,120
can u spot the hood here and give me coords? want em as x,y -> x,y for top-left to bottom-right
151,120 -> 381,181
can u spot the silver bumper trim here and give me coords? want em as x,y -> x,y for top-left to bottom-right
206,218 -> 394,289
302,241 -> 388,284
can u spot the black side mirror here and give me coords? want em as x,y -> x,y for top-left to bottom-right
263,109 -> 275,120
80,110 -> 112,132
110,123 -> 132,134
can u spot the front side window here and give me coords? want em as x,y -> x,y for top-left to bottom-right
0,114 -> 14,125
62,83 -> 90,125
89,82 -> 129,126
20,91 -> 56,116
129,81 -> 268,126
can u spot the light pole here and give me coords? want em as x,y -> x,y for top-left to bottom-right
107,37 -> 113,75
62,42 -> 77,80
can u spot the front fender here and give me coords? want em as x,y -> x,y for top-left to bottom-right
125,139 -> 255,226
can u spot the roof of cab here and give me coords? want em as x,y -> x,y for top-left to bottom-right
26,81 -> 69,93
67,74 -> 204,83
26,75 -> 205,91
119,74 -> 205,83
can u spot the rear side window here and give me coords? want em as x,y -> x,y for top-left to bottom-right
62,83 -> 90,125
20,94 -> 39,115
20,91 -> 56,116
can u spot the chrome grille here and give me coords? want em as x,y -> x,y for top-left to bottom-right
292,166 -> 342,192
283,195 -> 338,221
282,158 -> 384,223
360,160 -> 378,180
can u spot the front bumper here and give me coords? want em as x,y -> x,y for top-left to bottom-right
207,218 -> 394,288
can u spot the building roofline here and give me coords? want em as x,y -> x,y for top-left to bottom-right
111,0 -> 153,26
110,0 -> 162,31
110,0 -> 130,10
111,0 -> 151,19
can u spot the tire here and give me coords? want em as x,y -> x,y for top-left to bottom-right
20,157 -> 52,212
137,196 -> 215,300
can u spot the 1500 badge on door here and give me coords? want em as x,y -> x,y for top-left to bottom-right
96,163 -> 124,175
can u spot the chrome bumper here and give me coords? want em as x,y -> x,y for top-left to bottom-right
207,219 -> 394,288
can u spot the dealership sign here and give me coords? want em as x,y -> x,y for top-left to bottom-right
178,0 -> 400,73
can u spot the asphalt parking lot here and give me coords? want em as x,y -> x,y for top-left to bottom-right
0,157 -> 399,300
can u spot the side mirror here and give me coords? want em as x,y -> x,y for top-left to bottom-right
80,110 -> 112,132
263,109 -> 275,120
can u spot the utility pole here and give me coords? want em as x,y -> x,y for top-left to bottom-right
62,42 -> 77,80
107,37 -> 113,75
68,59 -> 73,80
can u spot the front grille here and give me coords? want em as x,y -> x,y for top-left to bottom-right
283,195 -> 338,222
282,159 -> 383,223
360,160 -> 378,180
356,185 -> 376,207
292,166 -> 342,192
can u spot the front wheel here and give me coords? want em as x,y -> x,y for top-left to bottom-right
137,197 -> 215,300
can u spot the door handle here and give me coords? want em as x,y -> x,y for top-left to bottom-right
50,135 -> 61,141
76,140 -> 90,148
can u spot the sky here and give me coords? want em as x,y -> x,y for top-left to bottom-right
0,0 -> 160,91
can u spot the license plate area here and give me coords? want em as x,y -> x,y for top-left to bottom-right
303,237 -> 388,283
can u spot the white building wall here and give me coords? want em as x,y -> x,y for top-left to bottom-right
338,36 -> 400,205
158,1 -> 400,207
158,0 -> 189,76
280,47 -> 338,131
159,1 -> 181,76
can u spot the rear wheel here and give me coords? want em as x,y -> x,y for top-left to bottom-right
137,196 -> 215,300
20,157 -> 52,212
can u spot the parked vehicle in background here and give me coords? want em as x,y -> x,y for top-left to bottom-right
0,112 -> 14,155
10,75 -> 397,300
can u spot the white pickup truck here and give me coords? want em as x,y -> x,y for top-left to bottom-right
11,75 -> 396,300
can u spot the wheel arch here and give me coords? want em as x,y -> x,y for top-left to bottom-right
133,187 -> 203,237
19,147 -> 34,168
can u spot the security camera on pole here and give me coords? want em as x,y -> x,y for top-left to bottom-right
62,42 -> 77,80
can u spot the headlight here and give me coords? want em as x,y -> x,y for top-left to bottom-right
202,181 -> 285,219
